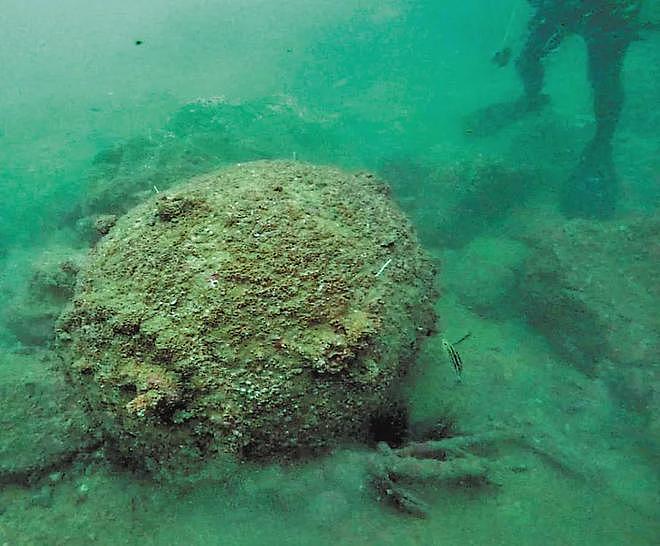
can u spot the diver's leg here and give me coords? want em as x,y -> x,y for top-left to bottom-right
464,9 -> 562,136
515,11 -> 564,110
588,32 -> 629,149
560,32 -> 631,219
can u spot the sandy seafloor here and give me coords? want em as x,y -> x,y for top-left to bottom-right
1,1 -> 659,544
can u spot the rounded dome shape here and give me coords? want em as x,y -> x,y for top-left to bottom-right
58,160 -> 436,469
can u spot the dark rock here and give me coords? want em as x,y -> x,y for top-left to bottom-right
94,214 -> 117,236
519,215 -> 660,439
1,247 -> 85,346
78,95 -> 343,221
0,351 -> 96,486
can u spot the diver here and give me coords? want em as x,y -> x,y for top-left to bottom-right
468,0 -> 656,219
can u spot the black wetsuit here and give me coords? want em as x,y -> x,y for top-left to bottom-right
518,0 -> 639,149
516,0 -> 642,217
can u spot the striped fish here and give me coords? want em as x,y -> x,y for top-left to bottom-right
442,333 -> 470,381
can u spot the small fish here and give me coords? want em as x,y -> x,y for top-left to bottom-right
442,338 -> 464,381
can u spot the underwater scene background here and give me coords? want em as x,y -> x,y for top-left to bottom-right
1,0 -> 658,544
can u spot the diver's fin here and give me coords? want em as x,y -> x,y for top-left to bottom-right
463,94 -> 549,137
560,146 -> 618,220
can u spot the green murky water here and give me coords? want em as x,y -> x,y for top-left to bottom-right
1,1 -> 658,544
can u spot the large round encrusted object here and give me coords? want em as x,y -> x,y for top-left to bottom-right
57,160 -> 436,469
